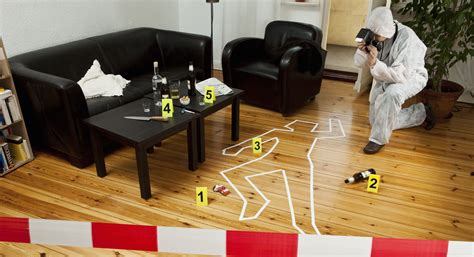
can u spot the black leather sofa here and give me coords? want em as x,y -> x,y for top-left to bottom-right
222,21 -> 326,116
10,27 -> 212,168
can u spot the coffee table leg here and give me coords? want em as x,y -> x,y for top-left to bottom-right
90,128 -> 106,177
197,117 -> 205,163
147,147 -> 154,154
232,97 -> 240,141
187,119 -> 198,171
135,146 -> 151,200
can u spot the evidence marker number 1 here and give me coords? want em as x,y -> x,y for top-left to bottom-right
196,187 -> 208,207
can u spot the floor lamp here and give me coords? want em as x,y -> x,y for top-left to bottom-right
206,0 -> 219,72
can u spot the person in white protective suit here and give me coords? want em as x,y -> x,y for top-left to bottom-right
354,7 -> 436,154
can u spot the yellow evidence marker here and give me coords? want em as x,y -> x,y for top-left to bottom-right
204,86 -> 215,104
162,99 -> 174,118
196,187 -> 208,207
252,138 -> 262,155
367,174 -> 381,193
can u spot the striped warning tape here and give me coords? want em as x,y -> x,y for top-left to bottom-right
0,217 -> 472,256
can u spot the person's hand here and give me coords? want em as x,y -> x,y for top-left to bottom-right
357,42 -> 366,51
367,45 -> 378,67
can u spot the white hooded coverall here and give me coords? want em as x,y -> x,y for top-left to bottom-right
354,7 -> 428,145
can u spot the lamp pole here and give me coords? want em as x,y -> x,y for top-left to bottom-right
206,0 -> 219,72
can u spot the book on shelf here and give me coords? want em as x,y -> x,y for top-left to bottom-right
6,95 -> 21,122
0,88 -> 12,99
1,142 -> 14,169
0,89 -> 13,125
7,135 -> 30,163
0,149 -> 7,174
0,103 -> 11,125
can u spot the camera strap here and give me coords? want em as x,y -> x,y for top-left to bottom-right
380,22 -> 399,62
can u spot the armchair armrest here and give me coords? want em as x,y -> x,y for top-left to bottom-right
222,38 -> 264,85
155,29 -> 212,80
278,44 -> 327,114
11,63 -> 90,157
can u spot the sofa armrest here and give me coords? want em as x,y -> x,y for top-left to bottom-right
11,64 -> 90,158
221,38 -> 264,86
155,29 -> 212,80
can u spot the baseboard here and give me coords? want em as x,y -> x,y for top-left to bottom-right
323,69 -> 358,83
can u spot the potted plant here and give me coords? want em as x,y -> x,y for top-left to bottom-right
395,0 -> 472,121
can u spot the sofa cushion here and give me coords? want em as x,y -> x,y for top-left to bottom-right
88,28 -> 161,78
9,39 -> 112,82
86,73 -> 154,116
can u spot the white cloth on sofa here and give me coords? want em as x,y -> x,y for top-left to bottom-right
78,60 -> 130,99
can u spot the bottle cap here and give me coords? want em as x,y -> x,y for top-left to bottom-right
154,61 -> 158,68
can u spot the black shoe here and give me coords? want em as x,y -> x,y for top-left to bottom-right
363,141 -> 384,154
424,104 -> 436,130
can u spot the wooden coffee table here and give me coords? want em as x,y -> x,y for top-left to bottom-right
146,84 -> 244,162
83,98 -> 199,200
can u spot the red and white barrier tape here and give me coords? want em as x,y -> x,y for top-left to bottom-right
0,217 -> 472,256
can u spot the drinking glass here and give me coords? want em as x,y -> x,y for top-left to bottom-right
142,102 -> 151,113
198,95 -> 205,106
170,80 -> 180,99
153,91 -> 162,106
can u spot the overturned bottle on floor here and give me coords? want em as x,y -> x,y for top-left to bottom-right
345,168 -> 376,184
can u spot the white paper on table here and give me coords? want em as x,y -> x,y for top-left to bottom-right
196,77 -> 233,96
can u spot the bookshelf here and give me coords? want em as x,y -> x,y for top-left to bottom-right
0,37 -> 34,176
280,1 -> 320,7
276,0 -> 324,43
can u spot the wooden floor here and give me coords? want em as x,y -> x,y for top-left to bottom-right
1,75 -> 473,256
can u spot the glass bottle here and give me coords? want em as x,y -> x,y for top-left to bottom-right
161,77 -> 170,99
152,61 -> 163,92
344,169 -> 376,184
188,61 -> 197,96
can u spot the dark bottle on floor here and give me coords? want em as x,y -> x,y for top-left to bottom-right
161,77 -> 170,99
345,168 -> 376,184
188,61 -> 197,96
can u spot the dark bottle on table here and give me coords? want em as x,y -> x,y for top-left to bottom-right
344,168 -> 376,184
161,77 -> 170,99
188,61 -> 197,96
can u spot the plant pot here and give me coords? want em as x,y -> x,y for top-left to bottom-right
417,80 -> 464,123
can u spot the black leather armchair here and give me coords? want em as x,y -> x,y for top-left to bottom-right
222,21 -> 326,116
10,28 -> 211,168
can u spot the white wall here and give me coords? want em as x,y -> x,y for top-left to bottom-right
177,0 -> 281,70
178,0 -> 223,69
0,0 -> 179,56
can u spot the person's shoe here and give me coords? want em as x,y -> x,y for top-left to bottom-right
363,141 -> 384,154
424,103 -> 436,130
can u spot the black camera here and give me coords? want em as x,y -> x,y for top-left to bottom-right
355,28 -> 382,52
